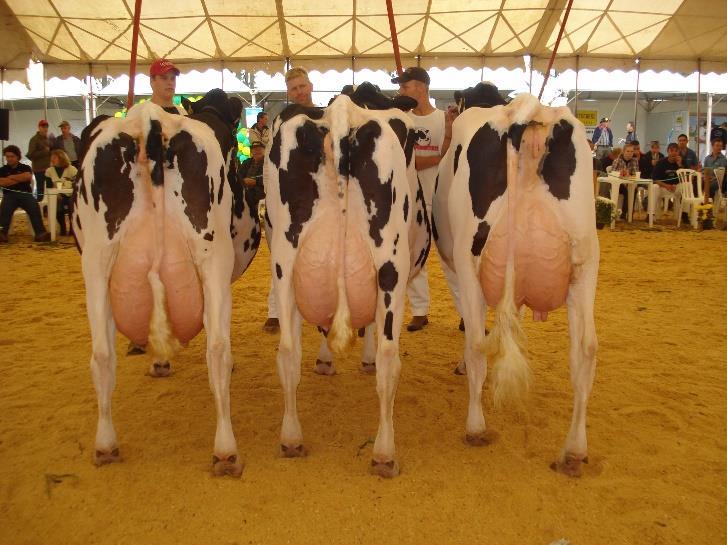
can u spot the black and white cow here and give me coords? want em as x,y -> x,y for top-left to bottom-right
73,89 -> 257,477
264,94 -> 429,476
433,93 -> 599,477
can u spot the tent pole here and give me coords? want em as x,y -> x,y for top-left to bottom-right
127,0 -> 143,109
574,55 -> 579,114
538,0 -> 574,101
42,63 -> 48,121
633,58 -> 640,137
386,0 -> 403,76
706,92 -> 713,152
221,61 -> 224,91
696,58 -> 701,159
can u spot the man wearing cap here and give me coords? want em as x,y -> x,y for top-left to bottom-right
146,59 -> 187,115
52,121 -> 82,168
249,112 -> 270,149
591,117 -> 613,162
285,67 -> 315,107
26,120 -> 52,202
393,66 -> 462,332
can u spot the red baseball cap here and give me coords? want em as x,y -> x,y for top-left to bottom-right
38,119 -> 49,127
150,58 -> 180,77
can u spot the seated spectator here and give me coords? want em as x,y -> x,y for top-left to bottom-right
703,138 -> 727,200
631,140 -> 642,161
652,143 -> 682,214
52,121 -> 82,168
639,140 -> 664,179
600,146 -> 622,173
0,145 -> 51,243
677,133 -> 699,169
44,149 -> 78,236
711,122 -> 727,147
611,143 -> 640,218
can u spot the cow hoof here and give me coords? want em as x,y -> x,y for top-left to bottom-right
370,459 -> 400,478
550,454 -> 588,477
314,360 -> 336,376
453,361 -> 467,375
280,444 -> 308,458
149,361 -> 171,377
212,454 -> 244,477
93,447 -> 121,466
465,429 -> 498,447
360,362 -> 376,375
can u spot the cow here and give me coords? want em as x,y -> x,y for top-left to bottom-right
73,89 -> 258,477
433,92 -> 599,477
264,93 -> 429,477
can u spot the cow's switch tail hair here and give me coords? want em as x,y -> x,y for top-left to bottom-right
147,270 -> 182,361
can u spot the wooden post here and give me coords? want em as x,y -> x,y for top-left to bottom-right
386,0 -> 403,76
696,58 -> 701,159
127,0 -> 143,109
633,58 -> 640,137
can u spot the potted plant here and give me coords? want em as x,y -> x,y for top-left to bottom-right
595,196 -> 616,229
696,203 -> 714,230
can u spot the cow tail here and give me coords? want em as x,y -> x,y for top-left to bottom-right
325,124 -> 355,355
140,115 -> 181,362
483,138 -> 531,408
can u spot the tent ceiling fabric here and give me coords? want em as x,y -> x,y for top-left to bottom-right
1,0 -> 726,83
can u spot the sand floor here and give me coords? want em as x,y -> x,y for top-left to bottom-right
0,216 -> 725,545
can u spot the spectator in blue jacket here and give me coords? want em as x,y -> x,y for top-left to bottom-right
591,117 -> 613,161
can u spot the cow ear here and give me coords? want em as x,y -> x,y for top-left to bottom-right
229,97 -> 243,124
181,98 -> 192,114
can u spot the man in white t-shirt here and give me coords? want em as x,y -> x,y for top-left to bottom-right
393,67 -> 462,332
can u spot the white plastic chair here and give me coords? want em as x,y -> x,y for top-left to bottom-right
674,169 -> 703,228
713,167 -> 726,221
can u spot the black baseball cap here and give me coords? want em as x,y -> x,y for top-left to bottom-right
391,67 -> 430,86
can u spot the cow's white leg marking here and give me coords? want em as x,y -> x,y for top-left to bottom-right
360,323 -> 377,374
83,244 -> 121,465
554,239 -> 598,477
199,248 -> 241,477
315,335 -> 336,376
371,285 -> 405,478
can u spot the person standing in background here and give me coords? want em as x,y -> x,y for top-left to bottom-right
625,121 -> 636,144
249,112 -> 270,149
591,117 -> 613,162
26,120 -> 52,202
393,66 -> 463,332
52,121 -> 82,169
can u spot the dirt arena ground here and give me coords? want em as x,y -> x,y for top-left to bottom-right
0,216 -> 725,545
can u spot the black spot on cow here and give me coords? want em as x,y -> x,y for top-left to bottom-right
218,165 -> 225,204
471,220 -> 490,256
280,104 -> 324,123
173,190 -> 179,197
384,292 -> 391,308
350,121 -> 392,247
167,130 -> 212,233
392,186 -> 396,204
90,132 -> 136,239
388,118 -> 407,149
338,135 -> 350,177
416,209 -> 423,225
540,120 -> 575,200
243,239 -> 250,252
453,144 -> 462,174
248,225 -> 261,252
468,123 -> 507,220
204,232 -> 214,241
264,208 -> 272,230
75,214 -> 82,230
383,311 -> 394,341
431,214 -> 439,241
279,120 -> 323,247
378,261 -> 398,292
507,123 -> 528,151
415,247 -> 427,267
276,263 -> 283,279
435,174 -> 439,194
146,120 -> 165,186
454,82 -> 507,110
78,175 -> 89,205
403,194 -> 409,222
394,233 -> 399,246
269,127 -> 282,168
404,129 -> 417,166
78,114 -> 111,168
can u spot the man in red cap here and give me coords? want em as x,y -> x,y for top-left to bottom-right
147,58 -> 186,115
26,119 -> 52,202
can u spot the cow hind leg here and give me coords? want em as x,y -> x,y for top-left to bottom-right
200,255 -> 241,477
82,247 -> 121,466
314,334 -> 336,376
360,323 -> 376,374
552,257 -> 598,477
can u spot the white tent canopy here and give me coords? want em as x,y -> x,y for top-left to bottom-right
1,0 -> 726,83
